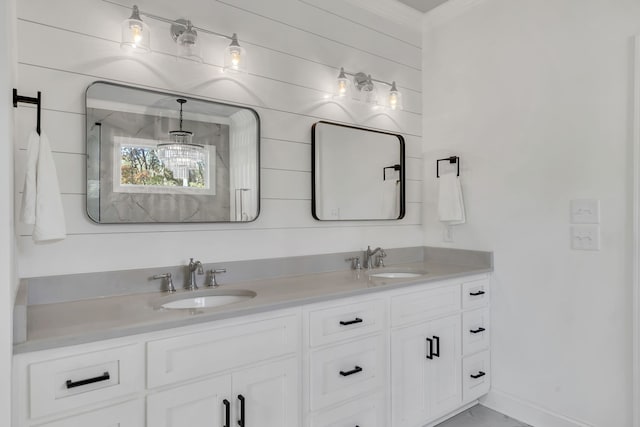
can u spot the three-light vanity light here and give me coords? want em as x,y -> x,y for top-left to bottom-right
120,4 -> 247,73
335,67 -> 403,111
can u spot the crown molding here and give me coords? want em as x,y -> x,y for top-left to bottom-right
341,0 -> 423,31
423,0 -> 489,29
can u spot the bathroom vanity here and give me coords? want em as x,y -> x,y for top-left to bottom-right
12,250 -> 491,427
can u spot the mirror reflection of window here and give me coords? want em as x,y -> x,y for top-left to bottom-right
113,136 -> 216,195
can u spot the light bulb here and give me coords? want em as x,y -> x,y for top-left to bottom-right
230,48 -> 241,68
338,80 -> 347,95
388,81 -> 402,111
131,24 -> 142,45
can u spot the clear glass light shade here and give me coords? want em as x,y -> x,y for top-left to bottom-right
120,6 -> 150,52
335,67 -> 350,98
224,33 -> 247,73
176,21 -> 203,63
361,75 -> 377,105
388,81 -> 403,111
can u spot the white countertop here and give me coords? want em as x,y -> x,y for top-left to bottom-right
15,261 -> 491,354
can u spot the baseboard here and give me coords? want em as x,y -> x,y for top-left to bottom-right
480,389 -> 595,427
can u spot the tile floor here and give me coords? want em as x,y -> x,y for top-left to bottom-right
435,405 -> 532,427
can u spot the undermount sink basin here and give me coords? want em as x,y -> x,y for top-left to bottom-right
369,271 -> 426,279
157,289 -> 256,310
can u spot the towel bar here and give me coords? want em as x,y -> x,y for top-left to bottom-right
436,156 -> 459,178
13,89 -> 41,135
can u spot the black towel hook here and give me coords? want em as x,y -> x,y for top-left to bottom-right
13,89 -> 41,135
436,156 -> 460,178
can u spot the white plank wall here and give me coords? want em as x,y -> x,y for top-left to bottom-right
14,0 -> 423,277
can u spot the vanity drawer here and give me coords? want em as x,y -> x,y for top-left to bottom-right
462,350 -> 491,403
391,284 -> 460,327
462,308 -> 490,356
309,392 -> 387,427
462,277 -> 490,309
28,343 -> 144,419
147,313 -> 298,388
309,334 -> 386,411
34,399 -> 144,427
308,298 -> 386,347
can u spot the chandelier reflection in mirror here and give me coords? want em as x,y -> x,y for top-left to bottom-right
156,98 -> 206,185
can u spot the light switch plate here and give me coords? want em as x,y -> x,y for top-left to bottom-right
571,225 -> 600,251
570,199 -> 600,224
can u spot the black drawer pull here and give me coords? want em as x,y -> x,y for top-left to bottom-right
469,290 -> 486,296
426,337 -> 433,359
238,394 -> 245,427
340,318 -> 363,326
340,366 -> 363,377
470,327 -> 486,334
470,371 -> 486,379
432,335 -> 440,358
65,371 -> 110,389
223,399 -> 230,427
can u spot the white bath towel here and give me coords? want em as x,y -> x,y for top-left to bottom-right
438,171 -> 465,225
20,131 -> 66,242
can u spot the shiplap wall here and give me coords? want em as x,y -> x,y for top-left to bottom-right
14,0 -> 422,278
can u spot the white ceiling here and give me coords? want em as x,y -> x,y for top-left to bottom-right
395,0 -> 451,13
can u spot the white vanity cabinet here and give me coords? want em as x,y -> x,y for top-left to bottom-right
13,273 -> 491,427
13,310 -> 301,427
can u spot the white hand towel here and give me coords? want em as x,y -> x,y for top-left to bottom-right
438,171 -> 466,225
381,179 -> 399,218
20,131 -> 66,242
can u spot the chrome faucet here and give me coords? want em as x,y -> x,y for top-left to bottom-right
152,272 -> 176,293
364,246 -> 386,269
187,258 -> 204,290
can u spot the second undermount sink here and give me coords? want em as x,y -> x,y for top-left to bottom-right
368,270 -> 427,279
157,289 -> 256,310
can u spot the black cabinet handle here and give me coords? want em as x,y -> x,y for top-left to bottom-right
469,290 -> 486,296
223,399 -> 230,427
237,395 -> 245,427
470,327 -> 486,334
65,371 -> 110,389
426,337 -> 433,359
340,318 -> 363,326
432,335 -> 440,358
470,371 -> 486,379
340,366 -> 363,377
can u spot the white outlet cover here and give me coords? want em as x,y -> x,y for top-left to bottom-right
570,225 -> 600,251
570,199 -> 600,224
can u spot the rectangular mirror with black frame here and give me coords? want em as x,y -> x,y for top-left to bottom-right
311,121 -> 405,221
86,82 -> 260,224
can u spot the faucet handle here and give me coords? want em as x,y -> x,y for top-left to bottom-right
206,268 -> 227,287
345,257 -> 361,270
152,273 -> 176,293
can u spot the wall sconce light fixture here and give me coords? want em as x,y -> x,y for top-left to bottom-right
117,3 -> 248,72
121,5 -> 151,52
335,68 -> 403,110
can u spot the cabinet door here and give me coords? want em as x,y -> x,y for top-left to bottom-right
391,314 -> 462,427
147,375 -> 232,427
37,400 -> 144,427
391,322 -> 431,427
427,314 -> 462,419
232,357 -> 299,427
